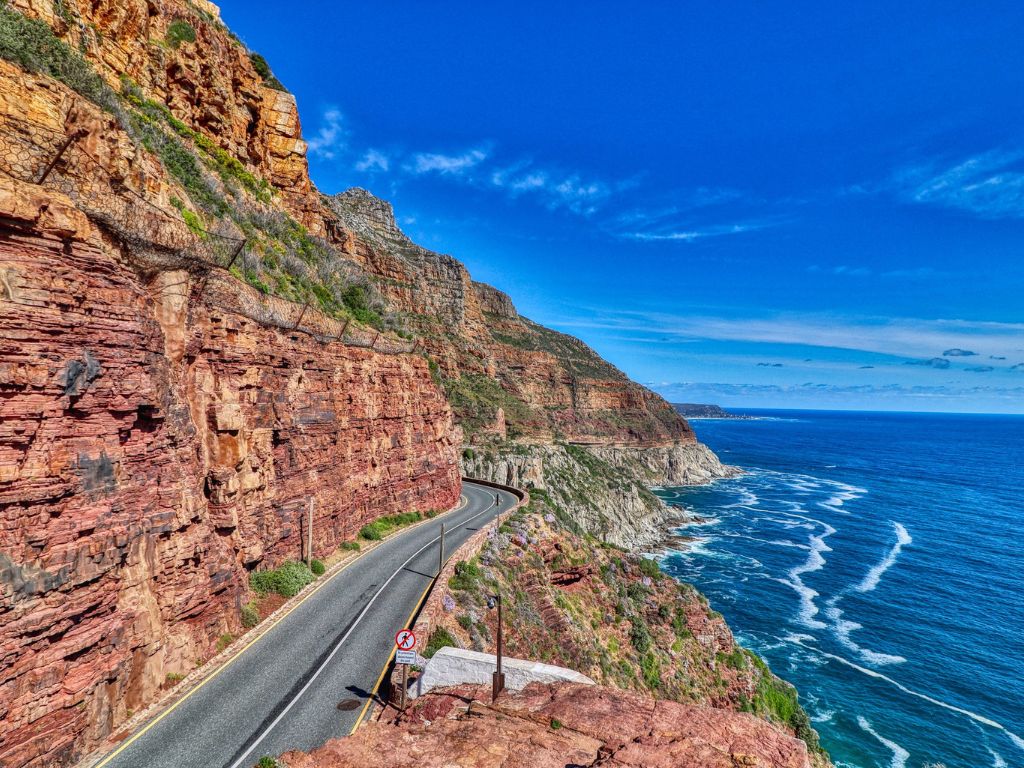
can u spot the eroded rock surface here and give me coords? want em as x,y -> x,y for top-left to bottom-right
283,683 -> 816,768
0,177 -> 459,767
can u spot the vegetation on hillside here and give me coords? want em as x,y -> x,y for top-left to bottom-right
0,3 -> 403,333
442,374 -> 532,439
431,498 -> 827,759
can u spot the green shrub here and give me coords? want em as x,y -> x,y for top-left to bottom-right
457,614 -> 474,631
241,601 -> 259,629
358,520 -> 387,541
422,627 -> 457,659
462,447 -> 475,461
640,651 -> 660,689
170,196 -> 207,237
166,19 -> 196,48
310,559 -> 326,576
248,51 -> 287,91
165,671 -> 185,686
359,511 -> 422,541
249,560 -> 315,598
215,633 -> 233,652
256,758 -> 278,768
0,3 -> 121,116
339,540 -> 360,551
629,618 -> 651,654
549,718 -> 563,730
448,560 -> 481,591
637,557 -> 662,580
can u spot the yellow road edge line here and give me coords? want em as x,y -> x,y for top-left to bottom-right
93,492 -> 470,768
349,565 -> 437,734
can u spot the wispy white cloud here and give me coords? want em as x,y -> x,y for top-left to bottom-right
889,149 -> 1024,219
623,221 -> 767,242
489,162 -> 616,215
355,149 -> 390,173
556,309 -> 1024,362
307,108 -> 347,159
408,147 -> 490,176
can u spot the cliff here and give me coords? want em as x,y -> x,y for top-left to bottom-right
284,683 -> 820,768
326,188 -> 694,446
0,28 -> 460,764
409,503 -> 827,762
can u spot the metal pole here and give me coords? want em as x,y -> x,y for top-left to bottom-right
292,300 -> 311,331
306,498 -> 313,567
438,522 -> 445,577
492,594 -> 505,703
37,129 -> 86,184
400,663 -> 408,711
224,237 -> 247,271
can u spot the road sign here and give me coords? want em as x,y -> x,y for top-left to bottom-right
396,650 -> 416,665
395,629 -> 416,650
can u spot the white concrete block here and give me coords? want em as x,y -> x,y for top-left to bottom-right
411,646 -> 594,699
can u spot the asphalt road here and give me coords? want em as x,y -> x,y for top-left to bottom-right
94,481 -> 516,768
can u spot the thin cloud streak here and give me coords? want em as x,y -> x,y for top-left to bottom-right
555,309 -> 1024,362
889,149 -> 1024,219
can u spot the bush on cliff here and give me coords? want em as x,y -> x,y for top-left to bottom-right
423,627 -> 457,659
248,51 -> 287,92
165,20 -> 196,49
310,559 -> 326,576
448,559 -> 482,591
241,601 -> 260,629
0,2 -> 122,117
249,561 -> 315,598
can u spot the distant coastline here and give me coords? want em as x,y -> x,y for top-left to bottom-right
673,402 -> 760,420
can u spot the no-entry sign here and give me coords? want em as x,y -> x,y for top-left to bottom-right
395,629 -> 416,650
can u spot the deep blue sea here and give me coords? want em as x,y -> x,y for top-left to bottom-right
655,410 -> 1024,768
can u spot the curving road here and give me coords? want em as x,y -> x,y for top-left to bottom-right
93,481 -> 517,768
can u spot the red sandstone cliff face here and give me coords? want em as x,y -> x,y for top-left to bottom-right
283,683 -> 817,768
0,177 -> 460,767
326,189 -> 694,446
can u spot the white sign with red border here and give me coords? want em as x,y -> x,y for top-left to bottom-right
395,628 -> 416,651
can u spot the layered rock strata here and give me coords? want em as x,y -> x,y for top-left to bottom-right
0,177 -> 459,767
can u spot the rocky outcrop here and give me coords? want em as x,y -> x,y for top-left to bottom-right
7,0 -> 321,230
283,682 -> 817,768
325,190 -> 694,446
0,176 -> 459,767
590,442 -> 737,487
461,442 -> 731,547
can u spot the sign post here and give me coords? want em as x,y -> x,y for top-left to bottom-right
395,629 -> 417,711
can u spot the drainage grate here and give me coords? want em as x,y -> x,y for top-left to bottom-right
337,698 -> 362,711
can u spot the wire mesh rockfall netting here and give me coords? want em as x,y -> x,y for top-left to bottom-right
0,112 -> 418,355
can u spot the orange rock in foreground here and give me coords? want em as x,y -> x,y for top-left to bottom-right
284,683 -> 814,768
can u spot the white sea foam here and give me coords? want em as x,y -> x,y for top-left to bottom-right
858,716 -> 910,768
989,747 -> 1008,768
787,638 -> 1024,752
819,521 -> 911,666
811,708 -> 835,723
825,599 -> 907,665
856,522 -> 912,592
783,519 -> 835,628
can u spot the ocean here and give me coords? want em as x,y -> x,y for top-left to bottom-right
654,410 -> 1024,768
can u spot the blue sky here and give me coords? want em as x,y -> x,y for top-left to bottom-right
219,1 -> 1024,413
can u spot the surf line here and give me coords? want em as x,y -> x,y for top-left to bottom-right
789,636 -> 1024,752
